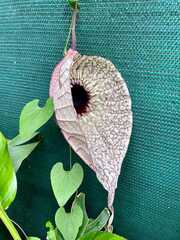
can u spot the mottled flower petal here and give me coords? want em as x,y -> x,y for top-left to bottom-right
50,49 -> 133,209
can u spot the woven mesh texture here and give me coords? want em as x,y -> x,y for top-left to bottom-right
0,1 -> 179,240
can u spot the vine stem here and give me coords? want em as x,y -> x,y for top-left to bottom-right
64,2 -> 79,55
71,9 -> 78,50
0,204 -> 22,240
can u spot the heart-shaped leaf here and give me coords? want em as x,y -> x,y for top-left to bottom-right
55,204 -> 83,240
0,132 -> 17,209
19,98 -> 54,139
80,232 -> 127,240
8,141 -> 39,172
51,163 -> 83,206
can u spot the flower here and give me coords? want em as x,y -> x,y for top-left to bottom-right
50,49 -> 133,211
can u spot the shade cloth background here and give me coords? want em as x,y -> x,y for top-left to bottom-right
0,0 -> 179,239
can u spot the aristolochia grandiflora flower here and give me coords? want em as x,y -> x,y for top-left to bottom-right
50,49 -> 132,218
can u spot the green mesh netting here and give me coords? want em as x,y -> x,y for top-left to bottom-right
0,1 -> 179,240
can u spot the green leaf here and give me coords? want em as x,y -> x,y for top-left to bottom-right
7,98 -> 54,172
8,98 -> 53,172
19,98 -> 54,139
74,193 -> 89,238
0,132 -> 17,209
85,208 -> 110,234
51,163 -> 84,207
10,132 -> 39,146
67,0 -> 80,10
55,204 -> 83,240
80,232 -> 127,240
46,221 -> 63,240
8,141 -> 39,172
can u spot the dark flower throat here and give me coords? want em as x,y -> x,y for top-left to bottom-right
71,84 -> 90,115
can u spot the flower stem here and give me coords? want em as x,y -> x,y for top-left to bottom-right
0,204 -> 22,240
64,1 -> 79,55
71,9 -> 78,50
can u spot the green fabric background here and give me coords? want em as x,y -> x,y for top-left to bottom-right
0,1 -> 179,239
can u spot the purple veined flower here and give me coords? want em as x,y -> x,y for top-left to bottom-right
49,4 -> 133,231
